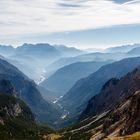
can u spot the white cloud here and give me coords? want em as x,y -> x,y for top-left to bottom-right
0,0 -> 140,37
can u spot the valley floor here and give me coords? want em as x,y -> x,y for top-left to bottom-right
43,134 -> 62,140
44,131 -> 140,140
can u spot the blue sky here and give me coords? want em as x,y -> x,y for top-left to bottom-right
0,0 -> 140,49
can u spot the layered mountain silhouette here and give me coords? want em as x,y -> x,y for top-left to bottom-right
0,58 -> 61,126
1,43 -> 139,84
48,52 -> 125,74
105,43 -> 140,53
0,43 -> 140,139
81,67 -> 140,119
60,57 -> 140,119
127,47 -> 140,55
40,61 -> 111,97
5,43 -> 83,83
0,45 -> 15,57
59,68 -> 140,140
54,44 -> 83,57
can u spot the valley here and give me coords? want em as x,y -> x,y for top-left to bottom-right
1,0 -> 140,139
0,43 -> 140,140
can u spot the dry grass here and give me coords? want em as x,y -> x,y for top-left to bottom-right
42,133 -> 62,140
105,131 -> 140,140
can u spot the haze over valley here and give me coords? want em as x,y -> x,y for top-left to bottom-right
1,0 -> 140,139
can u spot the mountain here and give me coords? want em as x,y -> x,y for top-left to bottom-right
0,58 -> 61,126
59,91 -> 140,140
60,57 -> 140,120
15,43 -> 83,58
1,43 -> 139,84
102,91 -> 140,138
40,61 -> 112,98
7,43 -> 84,83
4,43 -> 135,84
47,52 -> 125,78
37,86 -> 58,102
84,48 -> 104,53
105,44 -> 140,53
16,43 -> 60,57
7,43 -> 62,83
81,67 -> 140,119
0,79 -> 54,139
57,68 -> 140,140
127,47 -> 140,55
54,45 -> 84,57
0,79 -> 15,95
0,93 -> 38,140
14,43 -> 61,72
0,45 -> 15,57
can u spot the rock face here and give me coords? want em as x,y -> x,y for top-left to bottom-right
0,93 -> 51,140
0,78 -> 34,123
60,68 -> 140,140
0,94 -> 34,124
61,94 -> 140,140
81,67 -> 140,119
122,91 -> 140,135
102,91 -> 140,137
0,78 -> 53,140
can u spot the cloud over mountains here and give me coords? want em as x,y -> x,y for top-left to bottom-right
0,0 -> 140,37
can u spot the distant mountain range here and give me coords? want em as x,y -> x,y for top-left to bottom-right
0,43 -> 83,58
40,60 -> 112,97
0,45 -> 15,56
105,43 -> 140,53
0,43 -> 83,83
0,43 -> 140,138
127,47 -> 140,55
0,43 -> 139,84
54,44 -> 84,57
46,51 -> 127,78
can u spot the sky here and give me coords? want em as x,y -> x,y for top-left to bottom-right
0,0 -> 140,49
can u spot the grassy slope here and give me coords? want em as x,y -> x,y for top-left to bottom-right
105,131 -> 140,140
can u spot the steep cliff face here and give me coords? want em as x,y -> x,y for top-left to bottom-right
58,68 -> 140,140
81,68 -> 140,119
0,94 -> 34,124
103,91 -> 140,137
59,90 -> 140,140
